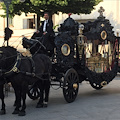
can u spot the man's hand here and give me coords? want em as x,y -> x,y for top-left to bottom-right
43,32 -> 47,35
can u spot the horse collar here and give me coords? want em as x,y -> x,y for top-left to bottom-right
4,52 -> 21,77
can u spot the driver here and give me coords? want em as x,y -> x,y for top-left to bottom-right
31,12 -> 55,52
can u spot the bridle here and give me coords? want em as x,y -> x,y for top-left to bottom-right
0,47 -> 49,82
24,38 -> 47,56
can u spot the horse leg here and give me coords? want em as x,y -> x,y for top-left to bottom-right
18,82 -> 27,116
0,84 -> 6,115
36,81 -> 44,108
12,86 -> 21,114
13,89 -> 21,107
44,80 -> 50,107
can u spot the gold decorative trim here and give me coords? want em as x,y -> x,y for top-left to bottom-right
0,51 -> 3,53
61,44 -> 70,56
101,23 -> 105,27
101,30 -> 107,40
73,83 -> 78,89
116,55 -> 119,58
101,81 -> 107,87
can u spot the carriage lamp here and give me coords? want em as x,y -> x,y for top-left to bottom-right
78,24 -> 84,44
116,29 -> 120,37
79,24 -> 84,35
77,24 -> 85,59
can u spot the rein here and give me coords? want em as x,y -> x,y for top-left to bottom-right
1,51 -> 49,81
25,38 -> 47,57
29,38 -> 46,50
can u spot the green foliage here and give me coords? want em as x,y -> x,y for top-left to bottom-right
30,0 -> 103,14
30,0 -> 68,14
59,0 -> 103,14
1,0 -> 103,17
53,24 -> 59,30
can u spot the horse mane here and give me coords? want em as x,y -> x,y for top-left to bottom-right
2,46 -> 17,55
0,46 -> 18,70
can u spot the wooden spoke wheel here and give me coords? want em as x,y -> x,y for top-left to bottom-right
28,84 -> 40,100
90,82 -> 103,90
63,68 -> 79,103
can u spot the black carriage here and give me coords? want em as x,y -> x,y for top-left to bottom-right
23,9 -> 119,103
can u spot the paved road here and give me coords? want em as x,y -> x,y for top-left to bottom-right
1,76 -> 120,120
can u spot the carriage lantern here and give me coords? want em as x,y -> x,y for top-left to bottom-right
78,24 -> 84,44
77,24 -> 85,59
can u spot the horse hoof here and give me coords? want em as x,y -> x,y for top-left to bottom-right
0,110 -> 6,115
36,104 -> 43,108
12,110 -> 19,114
18,111 -> 26,116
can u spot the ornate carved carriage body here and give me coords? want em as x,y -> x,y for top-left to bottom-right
55,16 -> 79,68
54,7 -> 118,90
21,7 -> 119,104
83,9 -> 116,73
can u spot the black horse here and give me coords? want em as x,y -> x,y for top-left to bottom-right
22,37 -> 55,57
0,46 -> 52,116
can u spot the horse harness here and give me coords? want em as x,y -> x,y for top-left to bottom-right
2,52 -> 49,81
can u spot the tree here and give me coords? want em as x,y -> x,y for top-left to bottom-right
1,0 -> 103,28
30,0 -> 103,14
60,0 -> 103,14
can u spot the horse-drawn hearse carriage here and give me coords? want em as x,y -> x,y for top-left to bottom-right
0,7 -> 120,116
22,10 -> 119,103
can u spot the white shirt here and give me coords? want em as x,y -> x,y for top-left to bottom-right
43,20 -> 48,32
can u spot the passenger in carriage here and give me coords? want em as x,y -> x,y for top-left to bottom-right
31,12 -> 55,54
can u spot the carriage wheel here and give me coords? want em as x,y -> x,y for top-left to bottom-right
89,82 -> 103,90
28,84 -> 40,100
63,68 -> 79,103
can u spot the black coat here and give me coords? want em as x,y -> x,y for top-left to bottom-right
39,19 -> 54,36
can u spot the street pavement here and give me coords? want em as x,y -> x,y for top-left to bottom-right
1,76 -> 120,120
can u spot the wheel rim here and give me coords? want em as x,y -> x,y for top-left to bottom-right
28,85 -> 40,100
90,82 -> 103,90
63,68 -> 79,103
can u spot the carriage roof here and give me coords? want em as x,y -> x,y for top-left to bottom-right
83,8 -> 116,42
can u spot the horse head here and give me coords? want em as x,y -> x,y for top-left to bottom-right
22,37 -> 46,55
22,37 -> 37,49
